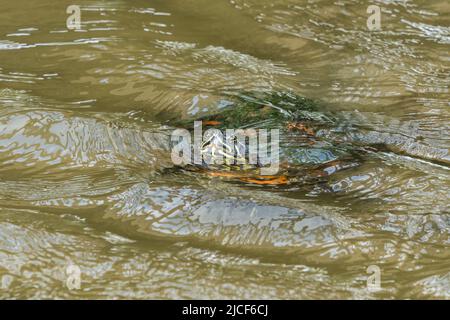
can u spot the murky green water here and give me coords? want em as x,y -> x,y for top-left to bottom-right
0,0 -> 449,299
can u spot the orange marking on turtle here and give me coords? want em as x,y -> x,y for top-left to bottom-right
202,120 -> 222,126
287,122 -> 315,136
239,175 -> 289,185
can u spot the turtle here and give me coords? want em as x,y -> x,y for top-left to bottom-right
170,91 -> 368,187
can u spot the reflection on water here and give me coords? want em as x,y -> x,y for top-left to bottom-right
0,0 -> 449,299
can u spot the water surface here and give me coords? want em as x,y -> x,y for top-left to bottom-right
0,0 -> 449,299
